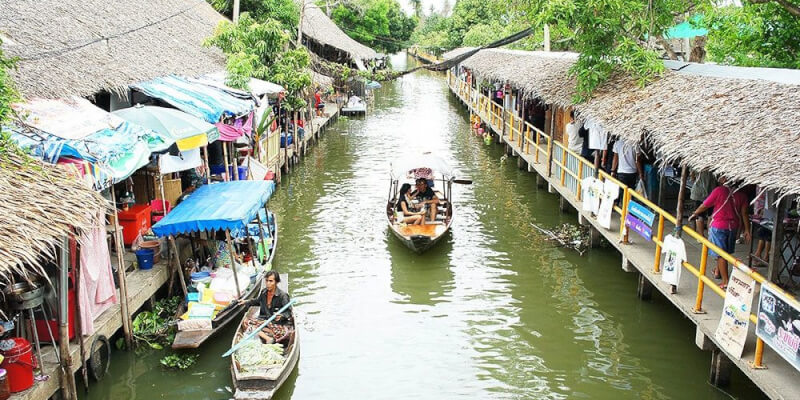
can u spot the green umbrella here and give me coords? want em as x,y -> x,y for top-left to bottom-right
113,105 -> 219,151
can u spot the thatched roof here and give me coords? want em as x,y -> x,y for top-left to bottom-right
461,49 -> 800,196
0,0 -> 227,99
311,71 -> 334,91
301,1 -> 378,66
0,143 -> 108,281
442,47 -> 477,61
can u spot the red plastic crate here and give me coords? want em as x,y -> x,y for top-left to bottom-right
35,288 -> 75,343
118,204 -> 152,245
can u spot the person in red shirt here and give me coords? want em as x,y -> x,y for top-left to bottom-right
314,88 -> 324,116
689,177 -> 751,289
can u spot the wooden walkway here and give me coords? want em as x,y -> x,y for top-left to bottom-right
447,75 -> 800,400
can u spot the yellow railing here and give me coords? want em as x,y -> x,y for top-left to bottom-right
446,73 -> 800,369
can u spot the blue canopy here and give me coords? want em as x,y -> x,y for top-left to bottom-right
151,181 -> 275,238
131,75 -> 255,124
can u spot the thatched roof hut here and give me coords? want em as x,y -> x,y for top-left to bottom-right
460,49 -> 800,196
0,0 -> 227,99
442,47 -> 477,61
0,143 -> 108,280
301,1 -> 378,69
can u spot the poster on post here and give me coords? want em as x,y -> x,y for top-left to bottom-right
757,284 -> 800,371
625,214 -> 652,241
715,269 -> 756,359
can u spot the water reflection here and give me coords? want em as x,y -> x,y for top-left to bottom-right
388,232 -> 455,306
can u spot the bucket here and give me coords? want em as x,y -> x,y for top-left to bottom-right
237,166 -> 248,180
135,249 -> 155,270
0,338 -> 34,393
139,240 -> 161,264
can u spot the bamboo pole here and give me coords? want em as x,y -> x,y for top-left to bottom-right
203,145 -> 211,185
59,236 -> 78,400
71,238 -> 89,392
168,236 -> 188,298
225,230 -> 243,298
109,185 -> 133,348
222,141 -> 230,182
232,142 -> 240,181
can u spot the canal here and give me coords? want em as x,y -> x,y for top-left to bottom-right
84,54 -> 767,400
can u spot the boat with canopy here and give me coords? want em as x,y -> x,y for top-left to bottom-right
151,180 -> 278,349
386,153 -> 469,253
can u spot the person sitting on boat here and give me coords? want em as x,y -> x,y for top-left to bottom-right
235,270 -> 292,344
396,183 -> 424,225
411,178 -> 439,223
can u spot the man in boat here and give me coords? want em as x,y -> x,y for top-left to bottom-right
234,270 -> 293,344
411,178 -> 439,223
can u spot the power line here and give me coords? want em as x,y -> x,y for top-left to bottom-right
19,2 -> 206,61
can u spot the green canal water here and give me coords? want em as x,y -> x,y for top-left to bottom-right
83,54 -> 767,400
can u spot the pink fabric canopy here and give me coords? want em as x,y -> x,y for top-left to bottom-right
215,112 -> 254,142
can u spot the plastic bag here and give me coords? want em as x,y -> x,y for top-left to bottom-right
130,233 -> 144,251
635,180 -> 648,199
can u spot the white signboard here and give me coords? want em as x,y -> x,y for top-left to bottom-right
714,268 -> 756,359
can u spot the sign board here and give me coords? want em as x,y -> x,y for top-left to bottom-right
757,284 -> 800,371
627,200 -> 656,226
625,214 -> 652,241
715,269 -> 756,359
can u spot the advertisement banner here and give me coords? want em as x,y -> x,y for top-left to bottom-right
715,269 -> 756,359
757,284 -> 800,371
625,214 -> 652,241
627,200 -> 656,226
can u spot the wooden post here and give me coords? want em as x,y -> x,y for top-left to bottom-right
546,107 -> 555,177
233,0 -> 240,23
71,241 -> 89,392
59,236 -> 78,400
231,142 -> 240,181
225,230 -> 243,298
767,196 -> 790,283
544,24 -> 551,52
110,185 -> 133,348
222,141 -> 230,182
674,165 -> 689,236
203,145 -> 211,185
168,236 -> 188,298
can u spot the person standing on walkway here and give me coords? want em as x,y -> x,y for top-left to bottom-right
689,169 -> 716,237
611,138 -> 639,189
688,177 -> 751,289
566,111 -> 583,154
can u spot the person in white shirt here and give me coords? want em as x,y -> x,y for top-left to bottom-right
584,118 -> 608,169
565,110 -> 582,154
612,138 -> 641,191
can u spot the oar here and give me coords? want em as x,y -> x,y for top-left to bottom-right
453,179 -> 473,185
221,299 -> 297,358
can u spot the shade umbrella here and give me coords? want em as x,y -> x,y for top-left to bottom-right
113,105 -> 219,151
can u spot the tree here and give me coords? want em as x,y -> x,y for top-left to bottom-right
700,3 -> 800,68
462,22 -> 509,46
209,0 -> 299,32
0,39 -> 17,124
205,13 -> 311,110
328,0 -> 417,53
444,0 -> 504,48
409,0 -> 423,19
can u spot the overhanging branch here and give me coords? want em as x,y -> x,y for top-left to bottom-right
750,0 -> 800,17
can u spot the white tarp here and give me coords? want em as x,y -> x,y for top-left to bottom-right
12,97 -> 122,140
159,148 -> 202,174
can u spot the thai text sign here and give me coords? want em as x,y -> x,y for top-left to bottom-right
757,284 -> 800,371
627,200 -> 656,226
625,214 -> 652,241
715,269 -> 755,359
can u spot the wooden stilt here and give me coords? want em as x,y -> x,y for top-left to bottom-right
225,230 -> 243,298
59,236 -> 78,400
168,236 -> 188,298
222,141 -> 230,182
71,239 -> 89,392
110,185 -> 133,348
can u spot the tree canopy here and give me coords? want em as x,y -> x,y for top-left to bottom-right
209,0 -> 300,32
326,0 -> 417,53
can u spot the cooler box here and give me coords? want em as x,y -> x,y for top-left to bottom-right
118,204 -> 152,245
35,288 -> 76,343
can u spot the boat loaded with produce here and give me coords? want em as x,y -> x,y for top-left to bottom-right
151,181 -> 278,349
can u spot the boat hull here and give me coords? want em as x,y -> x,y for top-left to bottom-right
232,307 -> 299,400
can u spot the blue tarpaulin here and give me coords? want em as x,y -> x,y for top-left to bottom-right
132,75 -> 255,124
151,181 -> 275,238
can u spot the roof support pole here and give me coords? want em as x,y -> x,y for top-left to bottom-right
168,236 -> 188,299
110,185 -> 133,348
222,140 -> 230,182
544,24 -> 551,52
59,236 -> 78,400
767,196 -> 790,283
232,142 -> 240,181
203,145 -> 211,185
225,230 -> 243,298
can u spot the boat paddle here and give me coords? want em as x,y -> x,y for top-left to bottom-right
221,299 -> 297,358
452,178 -> 472,185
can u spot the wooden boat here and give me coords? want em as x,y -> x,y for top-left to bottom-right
341,95 -> 366,115
171,212 -> 278,349
386,153 -> 468,253
230,291 -> 298,399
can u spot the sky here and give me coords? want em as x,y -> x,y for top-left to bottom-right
397,0 -> 449,16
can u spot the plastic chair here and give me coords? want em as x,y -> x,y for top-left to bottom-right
150,199 -> 171,224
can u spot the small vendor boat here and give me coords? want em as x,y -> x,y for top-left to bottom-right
231,277 -> 298,400
150,181 -> 279,349
387,153 -> 470,253
341,95 -> 366,116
